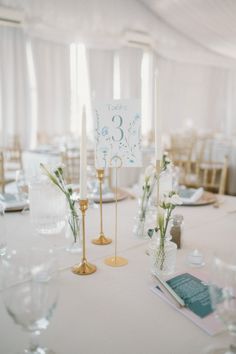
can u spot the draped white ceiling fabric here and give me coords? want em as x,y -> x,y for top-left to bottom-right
1,0 -> 236,67
141,0 -> 236,62
1,0 -> 236,147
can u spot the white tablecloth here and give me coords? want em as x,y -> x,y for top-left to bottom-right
1,196 -> 236,354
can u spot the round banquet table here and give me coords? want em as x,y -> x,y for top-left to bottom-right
0,195 -> 236,354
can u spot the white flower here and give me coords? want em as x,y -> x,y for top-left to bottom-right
145,164 -> 155,178
54,163 -> 65,171
165,157 -> 171,163
161,195 -> 170,204
170,194 -> 183,205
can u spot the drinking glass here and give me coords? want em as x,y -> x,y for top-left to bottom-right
29,176 -> 66,235
1,248 -> 59,354
208,255 -> 236,354
15,170 -> 29,201
0,202 -> 7,256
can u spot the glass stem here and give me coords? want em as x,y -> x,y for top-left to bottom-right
29,330 -> 40,352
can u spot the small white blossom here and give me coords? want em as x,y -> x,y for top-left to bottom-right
144,164 -> 156,184
165,157 -> 171,163
145,164 -> 155,178
161,196 -> 171,205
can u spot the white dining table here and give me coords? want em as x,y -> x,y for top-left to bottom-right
0,195 -> 236,354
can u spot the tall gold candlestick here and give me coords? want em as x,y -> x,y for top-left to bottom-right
105,163 -> 128,267
92,169 -> 112,245
72,199 -> 97,275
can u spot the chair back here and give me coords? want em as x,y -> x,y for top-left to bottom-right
196,136 -> 231,194
198,156 -> 228,195
168,133 -> 196,185
61,149 -> 80,185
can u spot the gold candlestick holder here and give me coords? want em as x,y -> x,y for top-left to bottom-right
92,169 -> 112,245
105,158 -> 128,267
72,199 -> 97,275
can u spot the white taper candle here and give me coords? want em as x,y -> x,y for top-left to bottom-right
80,105 -> 87,200
154,70 -> 162,160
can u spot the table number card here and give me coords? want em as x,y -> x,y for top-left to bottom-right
94,99 -> 142,168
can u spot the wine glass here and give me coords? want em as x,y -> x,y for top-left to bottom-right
1,248 -> 59,354
207,255 -> 236,354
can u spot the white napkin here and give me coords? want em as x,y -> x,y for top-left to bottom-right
179,188 -> 204,204
0,193 -> 28,211
93,192 -> 115,202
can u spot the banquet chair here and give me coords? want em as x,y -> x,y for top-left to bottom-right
37,131 -> 50,145
62,148 -> 96,192
0,151 -> 13,193
61,149 -> 80,185
4,136 -> 23,178
167,133 -> 197,186
197,156 -> 228,195
4,146 -> 22,168
195,134 -> 230,194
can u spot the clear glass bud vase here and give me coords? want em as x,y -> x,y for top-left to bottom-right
133,198 -> 156,239
150,234 -> 177,276
66,210 -> 81,253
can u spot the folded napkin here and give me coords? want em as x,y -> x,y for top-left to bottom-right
0,193 -> 28,211
178,187 -> 204,204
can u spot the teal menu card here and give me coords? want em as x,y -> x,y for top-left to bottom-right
166,273 -> 213,318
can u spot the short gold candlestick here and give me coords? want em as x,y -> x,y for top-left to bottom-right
72,199 -> 97,275
92,169 -> 112,246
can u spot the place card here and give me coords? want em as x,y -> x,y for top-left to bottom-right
93,99 -> 142,168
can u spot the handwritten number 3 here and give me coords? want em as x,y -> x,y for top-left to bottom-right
112,115 -> 124,142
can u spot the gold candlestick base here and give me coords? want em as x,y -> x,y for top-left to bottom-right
104,256 -> 128,267
72,259 -> 97,275
92,233 -> 112,245
72,199 -> 97,276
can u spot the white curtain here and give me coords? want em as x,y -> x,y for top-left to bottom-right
0,27 -> 71,148
70,44 -> 92,139
88,48 -> 114,101
0,27 -> 31,148
156,58 -> 231,136
226,69 -> 236,136
31,38 -> 71,140
118,46 -> 142,100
